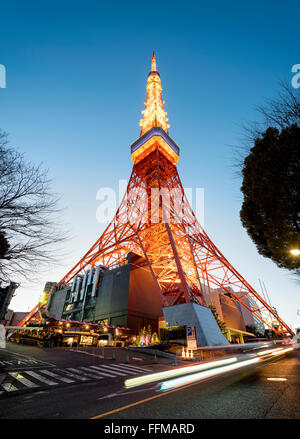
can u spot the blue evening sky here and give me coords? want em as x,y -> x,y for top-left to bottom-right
1,0 -> 300,329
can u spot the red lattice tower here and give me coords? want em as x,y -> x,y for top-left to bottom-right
20,53 -> 293,336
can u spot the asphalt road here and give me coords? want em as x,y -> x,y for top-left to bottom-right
100,349 -> 300,420
0,342 -> 299,420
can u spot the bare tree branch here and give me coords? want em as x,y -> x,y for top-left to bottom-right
0,130 -> 68,284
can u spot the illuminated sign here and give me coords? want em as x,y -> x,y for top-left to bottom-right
80,335 -> 93,345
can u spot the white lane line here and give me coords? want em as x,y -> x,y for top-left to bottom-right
67,367 -> 104,380
78,366 -> 112,378
67,367 -> 94,379
24,370 -> 58,386
40,370 -> 74,383
90,365 -> 125,377
8,372 -> 39,388
56,369 -> 88,382
106,364 -> 138,375
92,365 -> 127,376
116,363 -> 151,373
1,382 -> 19,392
98,385 -> 158,400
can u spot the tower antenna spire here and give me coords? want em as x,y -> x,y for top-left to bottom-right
139,52 -> 170,136
151,51 -> 157,72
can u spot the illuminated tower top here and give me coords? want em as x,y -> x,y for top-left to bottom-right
131,53 -> 179,165
139,52 -> 170,136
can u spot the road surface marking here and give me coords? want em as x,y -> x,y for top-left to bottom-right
93,365 -> 127,376
24,370 -> 58,386
67,367 -> 104,380
1,382 -> 19,392
113,364 -> 150,374
8,372 -> 39,388
0,362 -> 151,397
40,370 -> 74,383
23,391 -> 48,400
55,369 -> 88,381
0,349 -> 55,367
78,366 -> 112,378
116,363 -> 151,372
98,392 -> 118,400
106,364 -> 137,375
91,380 -> 204,419
98,385 -> 158,400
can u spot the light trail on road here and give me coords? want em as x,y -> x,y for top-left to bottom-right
160,346 -> 294,391
160,357 -> 261,391
124,357 -> 238,389
125,346 -> 295,391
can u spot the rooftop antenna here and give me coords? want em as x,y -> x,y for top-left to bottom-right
258,278 -> 268,303
262,280 -> 273,309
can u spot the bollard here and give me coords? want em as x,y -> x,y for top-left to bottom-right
125,354 -> 130,364
112,350 -> 116,360
153,353 -> 157,364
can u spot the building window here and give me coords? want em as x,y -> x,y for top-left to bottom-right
96,319 -> 108,325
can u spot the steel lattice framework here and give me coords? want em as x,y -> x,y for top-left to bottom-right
51,148 -> 292,335
19,53 -> 293,336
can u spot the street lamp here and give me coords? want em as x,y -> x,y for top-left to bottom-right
290,249 -> 300,256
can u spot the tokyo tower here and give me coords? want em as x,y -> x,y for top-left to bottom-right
21,53 -> 293,337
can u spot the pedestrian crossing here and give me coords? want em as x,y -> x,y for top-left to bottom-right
0,363 -> 151,397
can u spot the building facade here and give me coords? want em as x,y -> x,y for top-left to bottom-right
47,252 -> 163,334
47,254 -> 266,340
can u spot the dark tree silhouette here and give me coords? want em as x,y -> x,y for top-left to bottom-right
0,231 -> 9,259
0,130 -> 67,283
240,124 -> 300,270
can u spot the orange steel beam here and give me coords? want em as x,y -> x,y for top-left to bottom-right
18,304 -> 40,327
